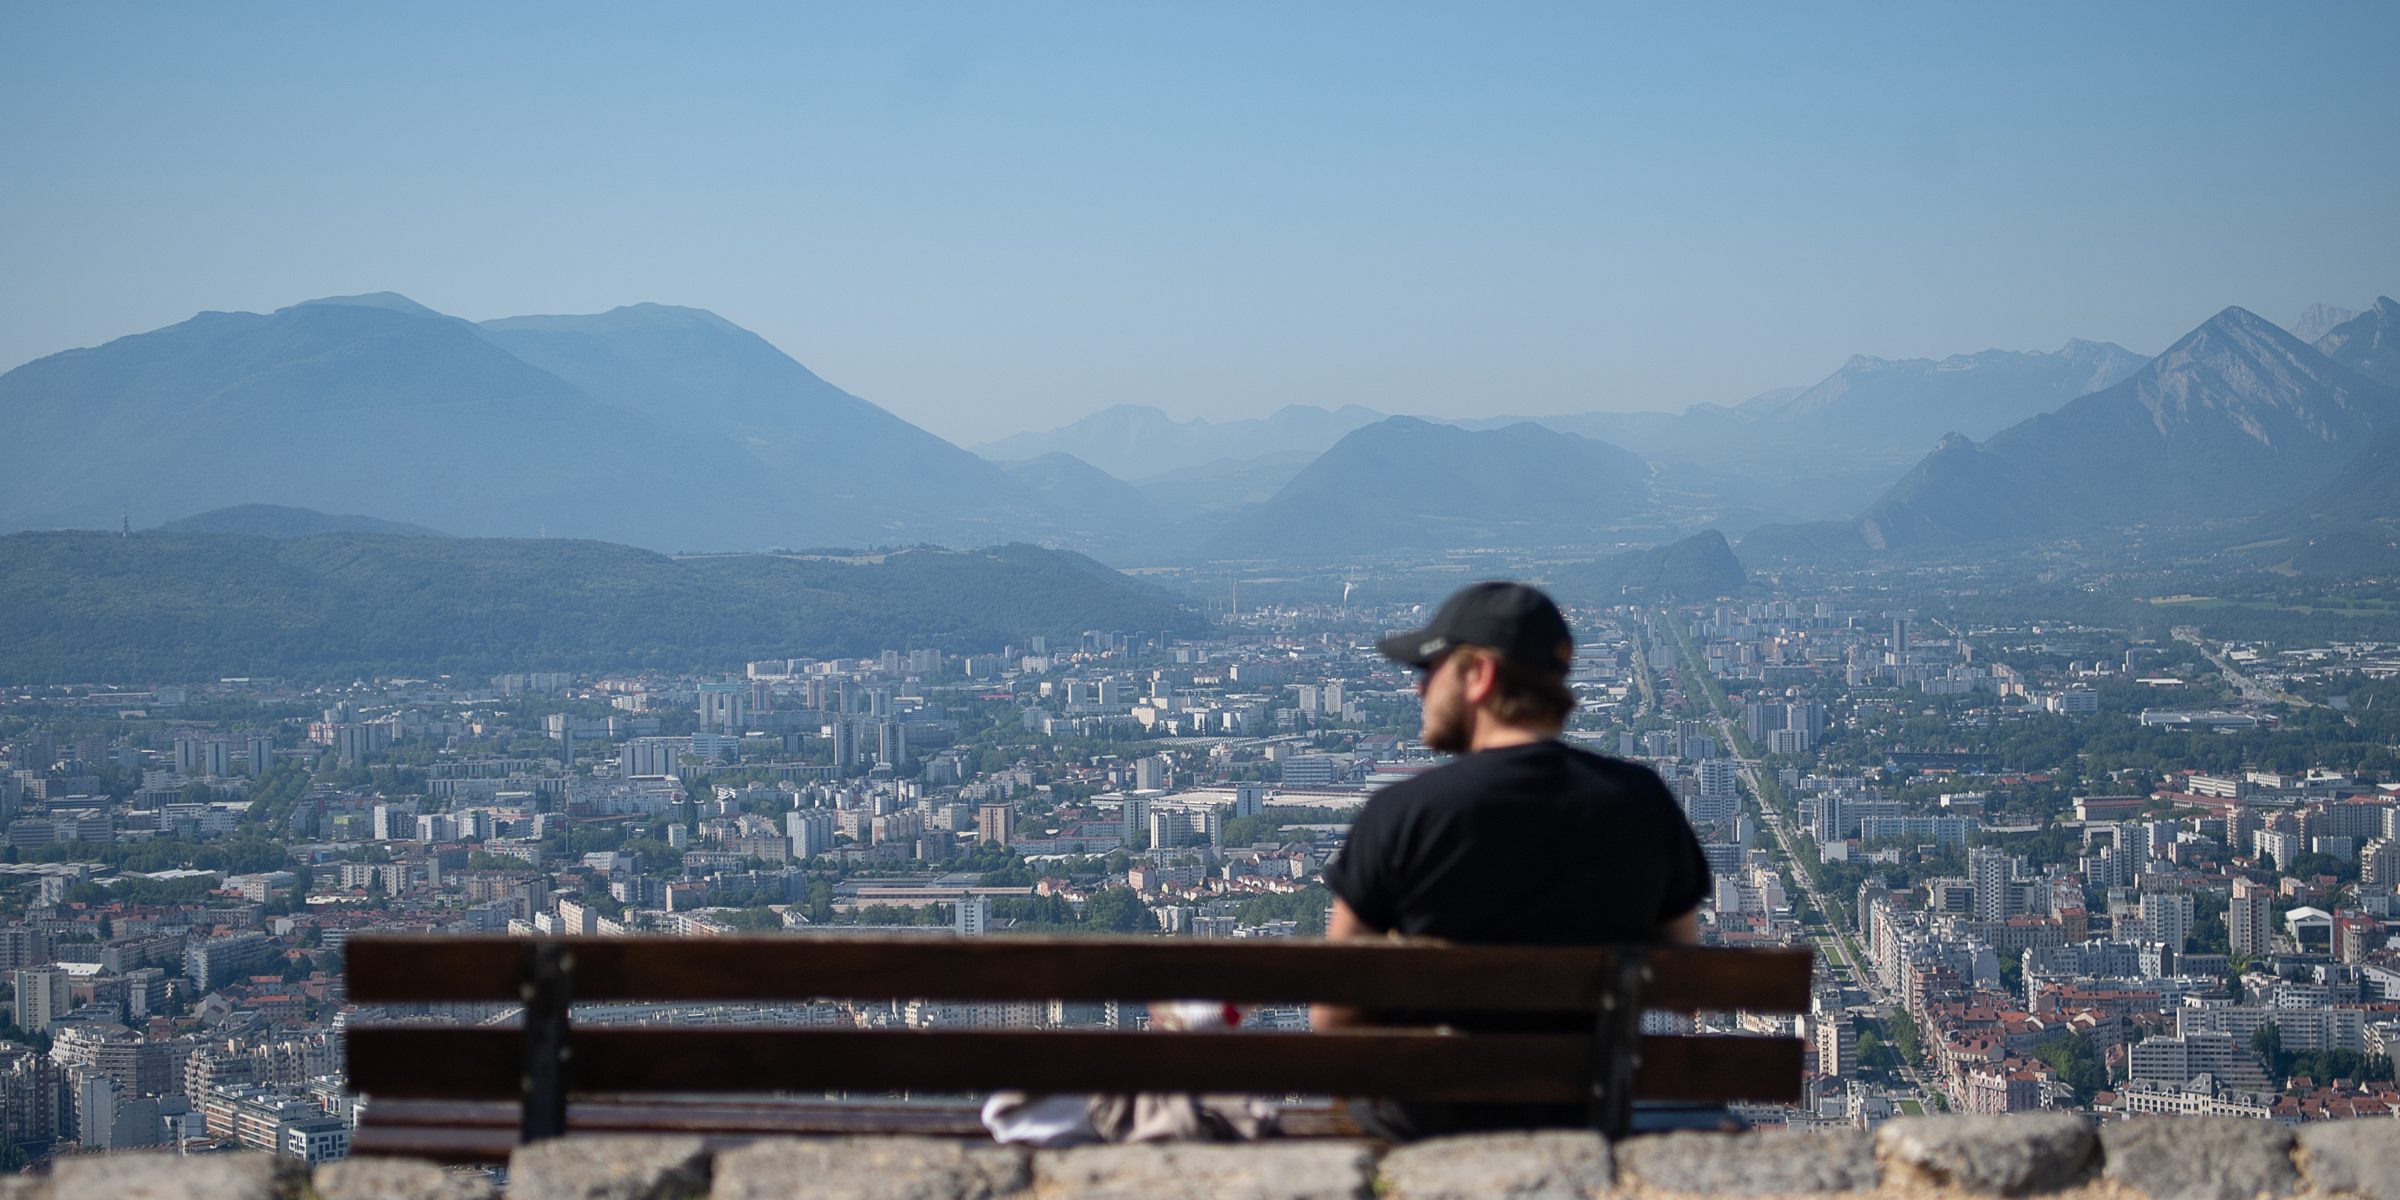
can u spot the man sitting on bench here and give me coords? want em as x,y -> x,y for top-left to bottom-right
1313,581 -> 1712,1141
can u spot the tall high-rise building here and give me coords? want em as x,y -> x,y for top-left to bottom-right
1745,703 -> 1786,743
787,810 -> 835,861
1817,1013 -> 1857,1078
1968,847 -> 2015,922
696,683 -> 747,734
371,803 -> 416,841
1231,783 -> 1265,819
955,894 -> 990,937
1133,757 -> 1168,792
247,735 -> 275,776
877,721 -> 907,767
13,966 -> 69,1033
1698,759 -> 1741,798
2140,892 -> 2195,950
1810,793 -> 1845,846
186,932 -> 276,992
2362,838 -> 2400,889
976,804 -> 1014,847
2228,879 -> 2273,958
203,740 -> 231,778
1150,806 -> 1222,852
1892,614 -> 1912,660
1121,794 -> 1151,843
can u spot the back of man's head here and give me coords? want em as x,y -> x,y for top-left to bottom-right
1378,581 -> 1577,737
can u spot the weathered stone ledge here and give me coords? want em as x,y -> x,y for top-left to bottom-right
19,1115 -> 2400,1200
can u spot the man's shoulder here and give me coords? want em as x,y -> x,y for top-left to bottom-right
1377,740 -> 1666,799
1568,744 -> 1672,790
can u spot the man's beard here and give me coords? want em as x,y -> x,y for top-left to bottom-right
1421,692 -> 1470,754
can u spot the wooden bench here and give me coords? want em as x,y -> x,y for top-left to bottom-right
343,936 -> 1812,1161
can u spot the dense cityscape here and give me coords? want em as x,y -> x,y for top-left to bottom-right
0,568 -> 2395,1168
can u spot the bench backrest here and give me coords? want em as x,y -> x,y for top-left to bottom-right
344,936 -> 1812,1143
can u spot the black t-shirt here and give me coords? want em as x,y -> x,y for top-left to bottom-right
1318,740 -> 1711,1138
1322,739 -> 1709,950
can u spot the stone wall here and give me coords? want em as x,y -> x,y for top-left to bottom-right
16,1116 -> 2400,1200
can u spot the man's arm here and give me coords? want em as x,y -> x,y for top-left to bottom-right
1658,909 -> 1700,945
1309,896 -> 1375,1030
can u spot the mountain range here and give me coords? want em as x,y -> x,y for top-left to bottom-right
12,288 -> 2394,575
1739,300 -> 2400,560
0,294 -> 1047,552
979,339 -> 2152,522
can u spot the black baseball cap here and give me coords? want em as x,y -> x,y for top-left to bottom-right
1376,581 -> 1573,677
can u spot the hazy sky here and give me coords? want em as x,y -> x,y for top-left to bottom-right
3,4 -> 2394,446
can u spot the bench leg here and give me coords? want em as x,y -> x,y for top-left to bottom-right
522,942 -> 574,1142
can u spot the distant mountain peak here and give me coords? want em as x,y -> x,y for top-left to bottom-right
2312,296 -> 2400,389
152,504 -> 448,538
284,292 -> 445,319
972,403 -> 1394,480
484,302 -> 752,339
2292,302 -> 2364,344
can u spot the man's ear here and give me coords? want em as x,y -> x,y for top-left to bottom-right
1459,652 -> 1500,706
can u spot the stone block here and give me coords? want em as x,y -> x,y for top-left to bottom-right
711,1136 -> 1030,1200
314,1157 -> 499,1200
1029,1142 -> 1374,1200
2100,1117 -> 2297,1200
53,1152 -> 304,1200
1378,1130 -> 1611,1200
1875,1113 -> 2097,1195
2297,1121 -> 2400,1200
1614,1127 -> 1877,1195
512,1135 -> 712,1200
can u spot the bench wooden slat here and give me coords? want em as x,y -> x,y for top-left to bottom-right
350,1100 -> 1369,1162
346,1027 -> 1803,1106
343,936 -> 1811,1014
351,1123 -> 520,1162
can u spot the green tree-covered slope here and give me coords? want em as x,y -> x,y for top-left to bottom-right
0,531 -> 1205,684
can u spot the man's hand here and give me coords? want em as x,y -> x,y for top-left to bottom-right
1309,896 -> 1374,1030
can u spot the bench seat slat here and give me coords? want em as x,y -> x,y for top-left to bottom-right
347,1027 -> 1802,1106
343,937 -> 1810,1015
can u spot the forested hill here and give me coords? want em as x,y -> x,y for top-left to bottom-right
0,532 -> 1206,684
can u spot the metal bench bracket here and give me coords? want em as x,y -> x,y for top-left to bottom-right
1586,949 -> 1647,1140
521,941 -> 574,1142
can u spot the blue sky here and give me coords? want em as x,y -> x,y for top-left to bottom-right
2,3 -> 2393,444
